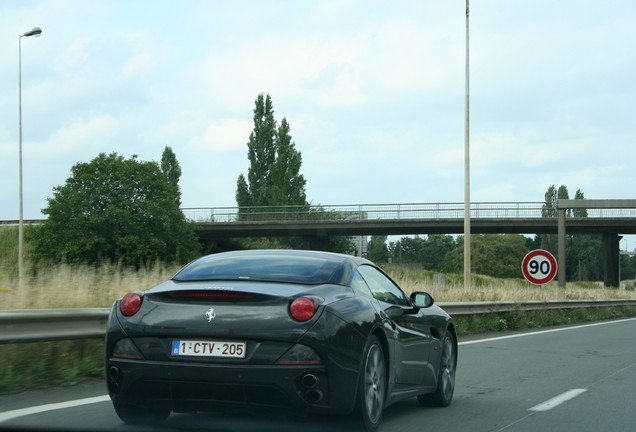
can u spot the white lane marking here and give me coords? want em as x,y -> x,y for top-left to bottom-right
529,388 -> 587,412
0,395 -> 110,423
458,317 -> 636,346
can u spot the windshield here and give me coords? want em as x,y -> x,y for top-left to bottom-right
172,252 -> 348,285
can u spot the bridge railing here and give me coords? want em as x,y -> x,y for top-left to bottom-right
0,202 -> 636,225
3,202 -> 634,226
181,202 -> 636,223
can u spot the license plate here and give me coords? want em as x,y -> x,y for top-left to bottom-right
172,340 -> 246,358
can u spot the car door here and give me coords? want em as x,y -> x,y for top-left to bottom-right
356,265 -> 433,386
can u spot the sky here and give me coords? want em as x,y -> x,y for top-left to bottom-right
1,0 -> 635,245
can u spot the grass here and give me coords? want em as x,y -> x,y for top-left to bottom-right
0,340 -> 104,393
453,306 -> 636,334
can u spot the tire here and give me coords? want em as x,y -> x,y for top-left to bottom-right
418,331 -> 457,407
113,401 -> 171,424
356,335 -> 387,432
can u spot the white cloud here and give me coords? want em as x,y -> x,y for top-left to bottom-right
35,115 -> 119,159
189,118 -> 252,152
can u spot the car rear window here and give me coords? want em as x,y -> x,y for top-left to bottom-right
172,253 -> 348,285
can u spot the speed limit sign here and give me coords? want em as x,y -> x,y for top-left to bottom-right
522,250 -> 558,285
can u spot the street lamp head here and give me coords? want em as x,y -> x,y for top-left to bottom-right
21,27 -> 42,38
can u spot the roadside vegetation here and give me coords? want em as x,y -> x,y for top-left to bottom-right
2,257 -> 636,311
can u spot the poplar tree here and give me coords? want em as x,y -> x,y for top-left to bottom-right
236,94 -> 307,209
271,118 -> 307,206
541,185 -> 557,217
161,146 -> 182,205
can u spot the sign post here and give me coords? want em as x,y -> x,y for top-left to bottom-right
522,250 -> 558,285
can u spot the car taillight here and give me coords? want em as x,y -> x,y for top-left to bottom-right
290,297 -> 322,321
120,292 -> 143,316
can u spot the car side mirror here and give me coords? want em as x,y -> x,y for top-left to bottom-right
410,292 -> 434,308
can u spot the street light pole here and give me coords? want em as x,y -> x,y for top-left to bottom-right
18,26 -> 42,287
464,1 -> 471,289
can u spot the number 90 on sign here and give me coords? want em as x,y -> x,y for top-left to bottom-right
522,250 -> 557,285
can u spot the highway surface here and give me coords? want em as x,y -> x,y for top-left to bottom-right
2,318 -> 635,432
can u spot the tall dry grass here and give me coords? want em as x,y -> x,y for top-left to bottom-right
386,266 -> 636,302
1,260 -> 635,311
0,226 -> 182,309
0,261 -> 181,310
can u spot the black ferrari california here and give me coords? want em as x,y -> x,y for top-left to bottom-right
105,250 -> 457,431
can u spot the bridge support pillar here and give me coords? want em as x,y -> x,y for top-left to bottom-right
603,233 -> 622,288
557,209 -> 566,288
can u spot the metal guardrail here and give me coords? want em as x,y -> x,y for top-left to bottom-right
0,308 -> 110,344
441,299 -> 636,316
2,299 -> 636,344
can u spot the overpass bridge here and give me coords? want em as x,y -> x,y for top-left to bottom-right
185,201 -> 636,238
185,200 -> 636,288
4,201 -> 635,287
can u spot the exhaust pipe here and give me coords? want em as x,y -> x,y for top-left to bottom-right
301,374 -> 319,389
305,389 -> 323,403
109,366 -> 120,382
108,366 -> 121,394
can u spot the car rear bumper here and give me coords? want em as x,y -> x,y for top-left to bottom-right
107,357 -> 351,415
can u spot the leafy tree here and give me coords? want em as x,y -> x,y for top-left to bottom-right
160,146 -> 182,205
236,94 -> 307,209
572,189 -> 588,217
388,236 -> 426,263
557,185 -> 570,216
621,253 -> 636,280
234,94 -> 342,251
324,235 -> 356,255
270,118 -> 307,206
526,235 -> 542,250
367,235 -> 390,263
567,234 -> 602,281
387,235 -> 457,271
444,234 -> 529,278
541,185 -> 558,217
33,152 -> 200,266
419,234 -> 457,272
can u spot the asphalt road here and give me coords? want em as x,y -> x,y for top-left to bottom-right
2,318 -> 635,432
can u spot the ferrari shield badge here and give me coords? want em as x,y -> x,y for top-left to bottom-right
205,308 -> 216,322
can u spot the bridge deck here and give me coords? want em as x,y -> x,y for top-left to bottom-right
195,217 -> 636,239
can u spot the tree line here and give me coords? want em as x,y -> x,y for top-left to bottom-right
27,94 -> 634,281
